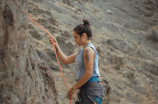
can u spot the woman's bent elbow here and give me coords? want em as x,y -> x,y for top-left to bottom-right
86,72 -> 92,77
62,61 -> 67,64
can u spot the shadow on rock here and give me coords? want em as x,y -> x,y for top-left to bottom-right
29,30 -> 43,40
146,29 -> 158,43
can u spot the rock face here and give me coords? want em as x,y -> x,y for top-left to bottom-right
0,0 -> 57,104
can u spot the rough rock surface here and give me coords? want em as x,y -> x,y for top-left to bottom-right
0,0 -> 57,104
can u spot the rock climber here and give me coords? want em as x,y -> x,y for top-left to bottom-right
49,20 -> 104,104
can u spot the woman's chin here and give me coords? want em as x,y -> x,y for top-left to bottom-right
76,43 -> 81,46
78,44 -> 81,46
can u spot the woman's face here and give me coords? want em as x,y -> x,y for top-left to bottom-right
73,31 -> 84,46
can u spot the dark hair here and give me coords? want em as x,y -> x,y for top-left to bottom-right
73,20 -> 92,39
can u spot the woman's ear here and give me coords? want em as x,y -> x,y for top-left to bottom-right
82,33 -> 87,39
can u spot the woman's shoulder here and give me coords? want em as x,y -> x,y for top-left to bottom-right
83,47 -> 95,54
85,43 -> 98,55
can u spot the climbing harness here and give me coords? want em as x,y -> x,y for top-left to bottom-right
28,16 -> 71,104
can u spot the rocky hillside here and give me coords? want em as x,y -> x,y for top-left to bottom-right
28,0 -> 158,104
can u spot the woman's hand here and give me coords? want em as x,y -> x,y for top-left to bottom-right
68,87 -> 76,100
49,36 -> 58,47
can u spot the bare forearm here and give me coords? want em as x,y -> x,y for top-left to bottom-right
55,45 -> 67,64
72,73 -> 91,90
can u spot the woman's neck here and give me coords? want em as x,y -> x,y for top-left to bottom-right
83,40 -> 91,48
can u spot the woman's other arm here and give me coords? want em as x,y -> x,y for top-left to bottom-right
72,47 -> 94,89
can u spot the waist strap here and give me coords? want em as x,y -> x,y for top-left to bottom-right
87,76 -> 99,83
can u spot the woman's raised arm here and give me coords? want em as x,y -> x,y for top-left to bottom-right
49,36 -> 77,64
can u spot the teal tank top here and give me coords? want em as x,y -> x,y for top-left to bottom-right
75,43 -> 100,82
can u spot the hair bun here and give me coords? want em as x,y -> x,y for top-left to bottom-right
83,19 -> 90,27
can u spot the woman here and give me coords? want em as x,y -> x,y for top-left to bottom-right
49,20 -> 104,104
